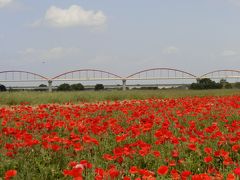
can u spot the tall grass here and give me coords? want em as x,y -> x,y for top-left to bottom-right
0,89 -> 239,105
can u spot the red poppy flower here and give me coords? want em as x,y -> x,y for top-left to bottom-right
5,170 -> 17,180
204,156 -> 213,163
226,173 -> 235,180
204,147 -> 212,154
157,165 -> 168,175
232,145 -> 239,152
188,144 -> 197,151
170,169 -> 180,179
181,170 -> 191,178
108,167 -> 120,178
152,151 -> 161,157
129,166 -> 139,174
172,150 -> 179,158
234,167 -> 240,176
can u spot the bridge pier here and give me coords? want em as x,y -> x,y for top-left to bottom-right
122,79 -> 127,91
48,80 -> 52,92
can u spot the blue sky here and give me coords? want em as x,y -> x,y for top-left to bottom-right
0,0 -> 240,78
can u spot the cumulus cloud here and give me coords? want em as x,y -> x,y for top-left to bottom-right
0,0 -> 12,8
33,5 -> 106,28
19,47 -> 82,60
162,46 -> 179,54
222,50 -> 238,56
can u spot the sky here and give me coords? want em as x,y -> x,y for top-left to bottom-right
0,0 -> 240,79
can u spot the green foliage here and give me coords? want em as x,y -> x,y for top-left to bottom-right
190,78 -> 222,90
219,79 -> 227,85
35,84 -> 48,91
0,84 -> 7,91
234,82 -> 240,89
224,82 -> 232,89
39,84 -> 47,88
140,87 -> 158,90
95,84 -> 104,91
70,83 -> 84,91
57,83 -> 85,91
57,83 -> 71,91
220,79 -> 232,89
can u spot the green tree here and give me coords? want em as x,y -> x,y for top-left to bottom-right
70,83 -> 84,91
95,84 -> 104,91
190,78 -> 222,90
220,79 -> 232,89
0,84 -> 6,91
225,82 -> 232,89
57,83 -> 71,91
36,84 -> 48,91
234,82 -> 240,89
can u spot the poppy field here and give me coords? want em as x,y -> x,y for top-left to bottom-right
0,95 -> 240,179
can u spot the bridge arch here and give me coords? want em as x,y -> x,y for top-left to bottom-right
0,70 -> 48,82
52,69 -> 123,81
200,69 -> 240,79
126,68 -> 197,80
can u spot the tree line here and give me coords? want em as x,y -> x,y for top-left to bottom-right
0,79 -> 240,91
189,78 -> 240,90
56,83 -> 104,91
0,83 -> 105,91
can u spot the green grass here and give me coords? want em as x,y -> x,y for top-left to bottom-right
0,89 -> 239,105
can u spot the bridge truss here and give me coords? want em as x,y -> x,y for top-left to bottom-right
52,69 -> 122,82
200,70 -> 240,80
0,70 -> 48,84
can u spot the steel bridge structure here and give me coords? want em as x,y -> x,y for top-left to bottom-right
0,68 -> 239,91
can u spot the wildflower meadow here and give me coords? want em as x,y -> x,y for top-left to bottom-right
0,96 -> 240,179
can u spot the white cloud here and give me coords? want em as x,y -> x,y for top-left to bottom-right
222,50 -> 238,56
0,0 -> 12,8
19,47 -> 82,61
33,5 -> 107,28
162,46 -> 179,54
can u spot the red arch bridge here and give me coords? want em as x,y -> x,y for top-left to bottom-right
0,69 -> 239,91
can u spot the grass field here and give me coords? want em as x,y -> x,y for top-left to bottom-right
0,89 -> 239,105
